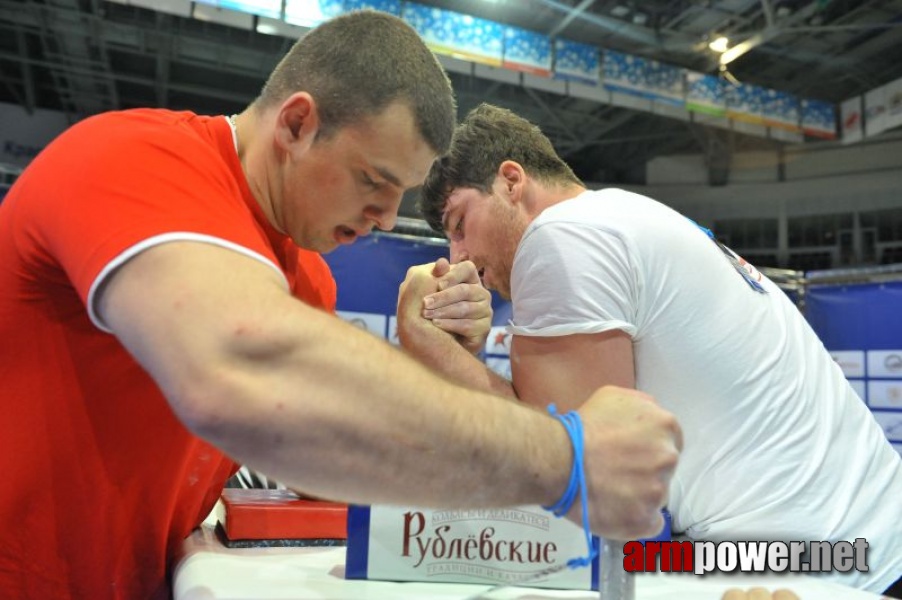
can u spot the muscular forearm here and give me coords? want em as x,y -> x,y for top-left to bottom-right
99,243 -> 556,508
191,302 -> 565,508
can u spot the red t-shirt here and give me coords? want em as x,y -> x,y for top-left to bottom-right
0,109 -> 336,599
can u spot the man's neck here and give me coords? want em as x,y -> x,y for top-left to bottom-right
538,183 -> 587,212
233,107 -> 284,235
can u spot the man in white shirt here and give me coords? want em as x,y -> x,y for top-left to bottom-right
397,103 -> 902,596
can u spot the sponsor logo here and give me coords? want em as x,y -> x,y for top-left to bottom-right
494,331 -> 510,348
623,539 -> 870,575
884,354 -> 902,373
402,511 -> 559,572
348,317 -> 370,332
866,105 -> 886,119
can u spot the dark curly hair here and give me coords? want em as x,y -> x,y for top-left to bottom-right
419,103 -> 581,233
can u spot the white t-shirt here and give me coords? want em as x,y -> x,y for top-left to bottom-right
509,188 -> 902,592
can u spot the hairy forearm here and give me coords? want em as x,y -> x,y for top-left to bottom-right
398,316 -> 516,399
100,244 -> 561,512
396,261 -> 515,399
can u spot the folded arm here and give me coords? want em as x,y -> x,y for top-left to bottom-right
511,330 -> 680,536
397,259 -> 515,398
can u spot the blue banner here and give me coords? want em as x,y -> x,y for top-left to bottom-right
805,281 -> 902,451
344,0 -> 400,15
503,25 -> 552,75
806,282 -> 902,350
553,38 -> 599,85
402,2 -> 503,65
325,236 -> 447,314
801,99 -> 837,139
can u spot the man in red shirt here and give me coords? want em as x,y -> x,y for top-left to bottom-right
0,10 -> 681,599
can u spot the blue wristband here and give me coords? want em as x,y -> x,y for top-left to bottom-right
542,404 -> 599,569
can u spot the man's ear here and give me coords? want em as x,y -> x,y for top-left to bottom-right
498,160 -> 526,205
274,92 -> 320,160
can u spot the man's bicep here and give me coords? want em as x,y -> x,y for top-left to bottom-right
96,241 -> 290,394
510,329 -> 635,411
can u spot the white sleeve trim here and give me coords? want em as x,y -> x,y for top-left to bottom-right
86,232 -> 289,333
506,319 -> 636,338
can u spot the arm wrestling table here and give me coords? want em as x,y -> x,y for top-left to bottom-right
173,526 -> 886,600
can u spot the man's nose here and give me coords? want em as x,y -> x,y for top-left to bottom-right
364,203 -> 398,231
450,239 -> 468,264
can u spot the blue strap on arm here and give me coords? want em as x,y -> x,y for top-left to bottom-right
542,404 -> 599,569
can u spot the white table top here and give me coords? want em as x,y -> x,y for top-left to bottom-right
173,527 -> 884,600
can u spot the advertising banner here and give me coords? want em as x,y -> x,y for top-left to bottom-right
553,38 -> 599,85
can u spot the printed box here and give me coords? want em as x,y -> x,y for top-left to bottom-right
345,505 -> 670,590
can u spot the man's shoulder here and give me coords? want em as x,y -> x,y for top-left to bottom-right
532,188 -> 651,232
58,109 -> 229,181
74,108 -> 210,141
83,107 -> 201,125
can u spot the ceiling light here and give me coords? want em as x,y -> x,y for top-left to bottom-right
719,64 -> 741,85
720,35 -> 758,65
719,29 -> 781,66
708,36 -> 729,53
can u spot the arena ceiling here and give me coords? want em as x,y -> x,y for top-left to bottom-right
1,0 -> 901,200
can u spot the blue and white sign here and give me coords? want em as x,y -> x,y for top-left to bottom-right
686,72 -> 725,115
337,310 -> 388,339
764,89 -> 800,131
284,0 -> 344,27
801,99 -> 837,139
849,379 -> 867,402
402,3 -> 503,65
646,59 -> 684,106
503,26 -> 551,75
553,38 -> 599,85
196,0 -> 281,18
867,350 -> 902,379
344,0 -> 400,15
868,381 -> 902,409
485,326 -> 512,357
873,411 -> 902,442
602,49 -> 650,98
830,350 -> 866,378
726,82 -> 767,123
806,281 -> 902,448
